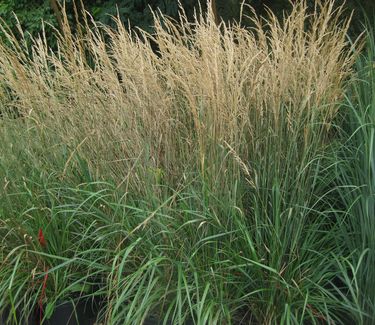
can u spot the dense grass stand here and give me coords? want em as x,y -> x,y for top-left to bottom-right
0,1 -> 374,324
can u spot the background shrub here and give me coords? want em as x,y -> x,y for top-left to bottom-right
0,0 -> 374,45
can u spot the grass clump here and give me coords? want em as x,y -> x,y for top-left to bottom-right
0,0 -> 371,324
333,22 -> 375,324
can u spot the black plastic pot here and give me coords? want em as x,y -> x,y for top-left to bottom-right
1,297 -> 100,325
44,299 -> 99,325
0,306 -> 36,325
143,316 -> 194,325
2,302 -> 197,325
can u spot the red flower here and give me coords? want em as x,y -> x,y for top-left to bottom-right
38,228 -> 47,248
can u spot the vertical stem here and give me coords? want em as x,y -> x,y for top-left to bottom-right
49,0 -> 64,31
211,0 -> 219,25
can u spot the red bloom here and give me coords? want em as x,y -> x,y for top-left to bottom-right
38,228 -> 47,248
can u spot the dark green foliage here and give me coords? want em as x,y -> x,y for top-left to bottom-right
0,0 -> 374,45
0,0 -> 57,42
85,0 -> 182,32
0,0 -> 207,42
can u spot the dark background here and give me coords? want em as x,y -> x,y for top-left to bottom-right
0,0 -> 374,43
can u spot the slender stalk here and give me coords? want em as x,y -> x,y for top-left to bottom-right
49,0 -> 64,31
